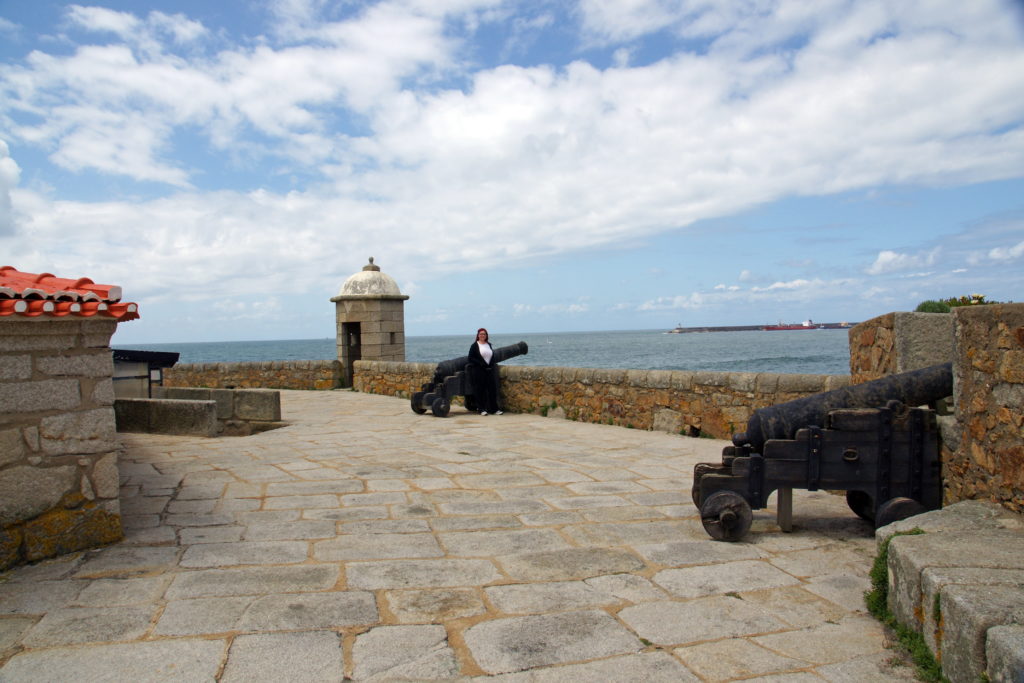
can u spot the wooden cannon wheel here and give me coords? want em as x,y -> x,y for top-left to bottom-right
700,490 -> 753,542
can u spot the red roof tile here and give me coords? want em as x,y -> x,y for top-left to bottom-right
0,266 -> 139,322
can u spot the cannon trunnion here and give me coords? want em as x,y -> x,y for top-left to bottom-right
410,341 -> 528,417
693,363 -> 951,541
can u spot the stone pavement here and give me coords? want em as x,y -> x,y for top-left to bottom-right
0,390 -> 915,682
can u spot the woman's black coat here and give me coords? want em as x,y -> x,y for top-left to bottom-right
467,341 -> 500,410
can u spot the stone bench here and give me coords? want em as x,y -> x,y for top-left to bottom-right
115,388 -> 284,436
880,500 -> 1024,682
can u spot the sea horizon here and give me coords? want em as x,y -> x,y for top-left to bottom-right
120,327 -> 853,376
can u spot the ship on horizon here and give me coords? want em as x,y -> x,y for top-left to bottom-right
762,319 -> 821,331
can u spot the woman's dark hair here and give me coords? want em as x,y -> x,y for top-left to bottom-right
476,328 -> 489,341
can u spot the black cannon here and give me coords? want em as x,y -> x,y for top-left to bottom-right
693,362 -> 952,541
410,341 -> 528,417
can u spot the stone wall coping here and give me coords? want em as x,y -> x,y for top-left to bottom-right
354,360 -> 848,392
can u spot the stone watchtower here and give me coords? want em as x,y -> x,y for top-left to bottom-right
330,258 -> 409,387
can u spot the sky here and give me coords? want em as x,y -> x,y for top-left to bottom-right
1,0 -> 1023,344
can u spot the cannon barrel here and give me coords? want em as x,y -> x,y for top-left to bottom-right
733,361 -> 952,452
433,341 -> 529,380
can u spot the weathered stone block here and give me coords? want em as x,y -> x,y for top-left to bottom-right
36,352 -> 114,378
40,408 -> 118,456
652,408 -> 682,434
0,354 -> 31,381
91,377 -> 115,406
92,452 -> 120,499
0,427 -> 28,467
0,526 -> 22,570
0,379 -> 81,414
235,391 -> 281,421
114,399 -> 218,436
987,624 -> 1024,683
22,500 -> 123,562
0,465 -> 78,526
941,583 -> 1024,683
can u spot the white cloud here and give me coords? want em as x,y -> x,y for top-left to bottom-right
0,140 -> 20,235
988,240 -> 1024,262
866,248 -> 940,275
66,5 -> 141,37
0,0 -> 1021,333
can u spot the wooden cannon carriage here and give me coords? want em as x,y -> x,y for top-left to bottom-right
693,362 -> 951,541
410,341 -> 528,417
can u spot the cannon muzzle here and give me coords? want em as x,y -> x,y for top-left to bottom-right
733,362 -> 952,452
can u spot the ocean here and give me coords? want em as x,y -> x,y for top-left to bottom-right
124,328 -> 851,375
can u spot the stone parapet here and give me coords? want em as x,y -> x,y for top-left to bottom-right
164,359 -> 341,390
0,318 -> 123,571
880,501 -> 1024,682
849,311 -> 954,384
946,303 -> 1024,510
353,360 -> 848,439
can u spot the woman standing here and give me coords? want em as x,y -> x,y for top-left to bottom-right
467,328 -> 502,415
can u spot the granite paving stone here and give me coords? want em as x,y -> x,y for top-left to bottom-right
313,532 -> 444,560
179,540 -> 309,567
352,624 -> 459,680
221,631 -> 345,683
244,520 -> 336,541
0,389 -> 915,681
347,559 -> 502,589
73,577 -> 171,607
236,591 -> 378,630
618,596 -> 789,645
179,526 -> 245,544
652,560 -> 802,598
384,587 -> 487,623
0,639 -> 227,682
439,529 -> 569,556
21,606 -> 155,646
165,565 -> 340,598
462,610 -> 643,674
673,638 -> 809,680
497,547 -> 645,581
469,651 -> 698,682
154,596 -> 253,636
485,580 -> 623,614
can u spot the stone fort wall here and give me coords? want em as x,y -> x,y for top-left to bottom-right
354,361 -> 849,439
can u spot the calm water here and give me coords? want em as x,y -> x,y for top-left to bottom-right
125,328 -> 851,375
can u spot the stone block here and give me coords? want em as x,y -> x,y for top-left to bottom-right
0,465 -> 77,526
728,372 -> 758,393
91,377 -> 115,406
235,390 -> 281,421
777,373 -> 827,394
0,379 -> 81,414
652,408 -> 682,434
941,583 -> 1024,683
0,526 -> 23,570
893,312 -> 955,372
114,398 -> 218,436
0,331 -> 77,353
36,351 -> 114,378
40,408 -> 118,456
886,530 -> 1024,631
987,624 -> 1024,682
92,452 -> 120,499
22,501 -> 123,562
0,354 -> 31,380
0,426 -> 28,467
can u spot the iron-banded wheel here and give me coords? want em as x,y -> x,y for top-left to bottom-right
411,391 -> 427,415
431,397 -> 450,417
700,490 -> 753,542
846,490 -> 875,522
874,497 -> 927,529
